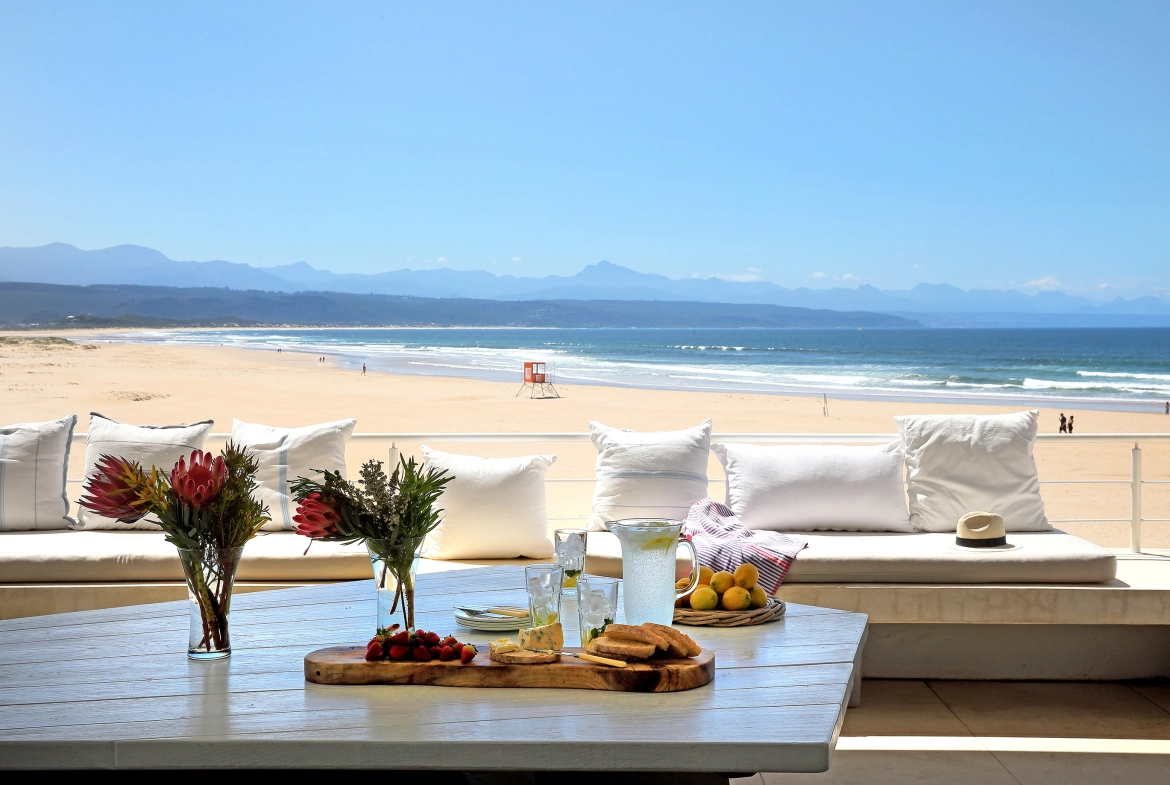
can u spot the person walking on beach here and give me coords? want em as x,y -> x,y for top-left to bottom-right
1165,401 -> 1168,415
1059,413 -> 1067,434
362,363 -> 367,375
1068,415 -> 1075,434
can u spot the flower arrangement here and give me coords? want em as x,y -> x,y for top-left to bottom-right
291,456 -> 452,630
80,444 -> 268,657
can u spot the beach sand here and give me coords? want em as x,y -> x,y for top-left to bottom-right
3,333 -> 1169,548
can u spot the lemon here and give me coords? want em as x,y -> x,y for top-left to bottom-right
749,586 -> 769,608
688,586 -> 719,610
709,571 -> 736,595
698,566 -> 714,586
721,586 -> 751,611
734,563 -> 760,590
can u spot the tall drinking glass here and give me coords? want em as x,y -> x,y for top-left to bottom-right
524,563 -> 564,626
576,576 -> 619,647
554,528 -> 588,593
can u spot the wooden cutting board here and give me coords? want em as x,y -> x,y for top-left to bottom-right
305,646 -> 715,692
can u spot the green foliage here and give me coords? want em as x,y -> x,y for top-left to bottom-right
290,455 -> 452,547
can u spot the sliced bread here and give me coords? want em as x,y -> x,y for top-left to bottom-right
643,623 -> 702,657
604,623 -> 669,651
588,636 -> 657,660
489,648 -> 561,665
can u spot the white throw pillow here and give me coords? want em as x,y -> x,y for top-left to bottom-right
76,413 -> 214,530
896,410 -> 1050,533
419,447 -> 556,560
588,420 -> 711,531
713,441 -> 912,532
0,415 -> 77,531
232,418 -> 356,531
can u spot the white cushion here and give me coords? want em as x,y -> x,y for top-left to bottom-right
713,441 -> 912,532
419,447 -> 555,560
582,529 -> 1116,584
231,418 -> 356,532
0,416 -> 77,531
896,410 -> 1050,533
76,413 -> 213,530
588,419 -> 711,531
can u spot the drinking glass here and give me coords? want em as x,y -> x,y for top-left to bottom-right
524,563 -> 565,626
576,576 -> 619,647
554,528 -> 588,593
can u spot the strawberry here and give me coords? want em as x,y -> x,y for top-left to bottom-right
441,636 -> 458,647
413,644 -> 432,662
439,645 -> 455,661
429,645 -> 442,659
423,631 -> 441,646
460,644 -> 477,664
452,642 -> 464,656
389,631 -> 410,645
365,640 -> 384,660
388,644 -> 411,661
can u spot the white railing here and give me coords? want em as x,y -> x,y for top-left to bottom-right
69,432 -> 1170,553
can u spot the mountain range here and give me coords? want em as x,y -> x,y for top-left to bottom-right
0,282 -> 918,329
3,243 -> 1170,326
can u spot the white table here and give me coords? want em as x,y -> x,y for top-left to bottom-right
0,565 -> 867,775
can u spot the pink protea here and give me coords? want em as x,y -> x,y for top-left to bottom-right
293,492 -> 342,539
170,450 -> 227,509
80,454 -> 153,523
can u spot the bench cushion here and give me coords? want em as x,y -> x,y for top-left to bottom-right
585,530 -> 1116,585
0,531 -> 372,583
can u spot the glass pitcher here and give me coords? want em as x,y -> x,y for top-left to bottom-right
607,519 -> 699,625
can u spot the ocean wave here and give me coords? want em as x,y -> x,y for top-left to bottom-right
1076,370 -> 1170,382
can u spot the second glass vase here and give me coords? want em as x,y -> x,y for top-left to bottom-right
368,536 -> 424,632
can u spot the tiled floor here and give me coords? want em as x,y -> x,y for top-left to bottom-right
753,679 -> 1170,784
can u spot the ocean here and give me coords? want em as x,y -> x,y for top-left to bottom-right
103,327 -> 1170,412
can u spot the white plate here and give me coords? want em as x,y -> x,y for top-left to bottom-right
454,610 -> 530,631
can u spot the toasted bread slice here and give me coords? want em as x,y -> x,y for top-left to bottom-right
604,623 -> 669,651
489,648 -> 560,665
643,623 -> 702,657
588,636 -> 656,660
583,644 -> 645,662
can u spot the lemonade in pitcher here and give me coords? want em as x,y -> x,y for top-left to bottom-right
607,519 -> 698,625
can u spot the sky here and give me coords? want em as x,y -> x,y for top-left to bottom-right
1,1 -> 1167,297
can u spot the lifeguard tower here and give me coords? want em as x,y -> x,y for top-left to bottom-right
516,361 -> 560,399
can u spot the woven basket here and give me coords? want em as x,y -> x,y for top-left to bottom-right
673,597 -> 786,627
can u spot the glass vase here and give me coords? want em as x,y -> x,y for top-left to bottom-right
178,545 -> 245,660
367,536 -> 424,632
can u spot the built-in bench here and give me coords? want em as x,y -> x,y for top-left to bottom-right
4,528 -> 1166,680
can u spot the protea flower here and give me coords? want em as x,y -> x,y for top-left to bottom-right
79,455 -> 154,523
170,450 -> 227,510
293,492 -> 342,539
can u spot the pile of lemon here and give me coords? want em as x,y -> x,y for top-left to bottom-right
676,564 -> 769,611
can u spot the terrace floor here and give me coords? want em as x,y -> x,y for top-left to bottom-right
747,679 -> 1170,784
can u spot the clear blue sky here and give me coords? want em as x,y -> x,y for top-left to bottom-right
1,1 -> 1167,296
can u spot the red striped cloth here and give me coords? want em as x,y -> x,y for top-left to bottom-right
682,498 -> 807,593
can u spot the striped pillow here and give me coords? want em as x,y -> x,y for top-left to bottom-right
76,413 -> 214,530
0,415 -> 77,531
232,418 -> 356,531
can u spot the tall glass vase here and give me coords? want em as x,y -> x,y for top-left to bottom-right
178,545 -> 245,660
367,536 -> 424,632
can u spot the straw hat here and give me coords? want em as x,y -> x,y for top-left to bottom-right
956,511 -> 1007,548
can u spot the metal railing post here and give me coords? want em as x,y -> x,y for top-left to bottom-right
1131,443 -> 1142,553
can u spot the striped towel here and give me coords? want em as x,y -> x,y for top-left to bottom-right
682,498 -> 807,593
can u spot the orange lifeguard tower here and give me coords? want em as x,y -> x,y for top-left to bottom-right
516,361 -> 560,399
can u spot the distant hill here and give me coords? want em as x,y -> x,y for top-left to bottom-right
3,243 -> 1169,323
0,282 -> 920,329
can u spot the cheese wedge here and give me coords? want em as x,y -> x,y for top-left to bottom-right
489,638 -> 521,654
519,622 -> 564,652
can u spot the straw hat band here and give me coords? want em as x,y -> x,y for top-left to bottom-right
956,511 -> 1007,548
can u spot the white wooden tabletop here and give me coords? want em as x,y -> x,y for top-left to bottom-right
0,565 -> 867,773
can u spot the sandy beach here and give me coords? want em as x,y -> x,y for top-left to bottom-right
3,332 -> 1168,548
